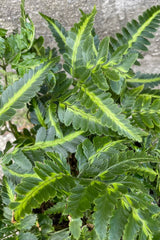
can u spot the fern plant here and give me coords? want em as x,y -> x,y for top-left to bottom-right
1,1 -> 160,239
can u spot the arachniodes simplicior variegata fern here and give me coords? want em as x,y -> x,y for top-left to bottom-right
1,1 -> 160,239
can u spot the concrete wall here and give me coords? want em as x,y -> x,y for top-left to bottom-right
0,0 -> 160,73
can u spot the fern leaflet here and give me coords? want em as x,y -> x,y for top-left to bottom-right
0,59 -> 59,124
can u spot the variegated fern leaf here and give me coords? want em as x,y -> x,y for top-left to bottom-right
127,72 -> 160,89
9,147 -> 160,240
0,58 -> 59,125
109,5 -> 160,60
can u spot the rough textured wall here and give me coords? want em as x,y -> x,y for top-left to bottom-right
0,0 -> 160,73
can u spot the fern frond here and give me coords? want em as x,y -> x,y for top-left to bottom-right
127,72 -> 160,89
45,103 -> 63,138
10,161 -> 75,220
2,166 -> 37,179
140,89 -> 160,99
78,81 -> 142,141
91,67 -> 109,90
95,187 -> 159,240
58,101 -> 110,136
1,177 -> 15,204
39,13 -> 67,53
131,166 -> 157,182
122,193 -> 160,240
52,71 -> 73,100
121,85 -> 144,116
59,81 -> 143,141
109,6 -> 160,57
108,201 -> 130,240
116,53 -> 138,73
2,150 -> 36,180
31,99 -> 46,128
19,0 -> 35,53
45,201 -> 66,215
2,4 -> 160,240
22,128 -> 84,156
132,95 -> 160,129
122,209 -> 141,240
106,44 -> 128,66
122,202 -> 156,240
20,0 -> 26,27
0,59 -> 59,124
67,182 -> 104,218
93,186 -> 120,240
96,36 -> 109,65
64,7 -> 96,77
97,151 -> 158,181
76,137 -> 126,166
46,152 -> 71,174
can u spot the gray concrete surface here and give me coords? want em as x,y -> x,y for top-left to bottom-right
0,0 -> 160,73
0,132 -> 15,152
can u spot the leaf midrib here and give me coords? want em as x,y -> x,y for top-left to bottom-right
97,156 -> 157,177
127,77 -> 160,83
71,9 -> 96,71
44,15 -> 66,44
22,130 -> 84,151
81,85 -> 141,141
89,140 -> 125,163
126,8 -> 160,53
0,62 -> 52,117
15,173 -> 60,219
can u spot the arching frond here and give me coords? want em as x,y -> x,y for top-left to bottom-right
10,161 -> 75,220
0,59 -> 59,124
127,72 -> 160,89
39,13 -> 67,53
22,128 -> 84,156
132,95 -> 160,129
78,81 -> 142,141
63,7 -> 97,78
109,6 -> 160,58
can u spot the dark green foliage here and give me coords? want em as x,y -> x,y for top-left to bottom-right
1,1 -> 160,239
